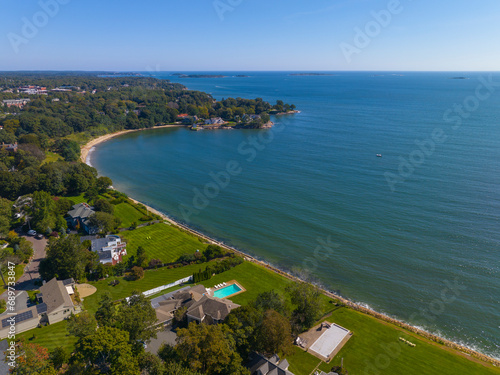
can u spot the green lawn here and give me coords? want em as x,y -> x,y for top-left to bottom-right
120,223 -> 205,263
315,308 -> 500,375
61,193 -> 87,205
287,346 -> 322,375
113,202 -> 145,228
43,151 -> 63,164
17,320 -> 78,353
83,263 -> 203,314
200,261 -> 293,306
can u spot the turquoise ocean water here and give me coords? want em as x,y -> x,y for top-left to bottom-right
91,72 -> 500,358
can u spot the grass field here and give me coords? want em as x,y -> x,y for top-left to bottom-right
17,320 -> 78,353
61,193 -> 88,205
113,202 -> 145,228
120,223 -> 205,263
314,308 -> 500,375
83,263 -> 204,314
287,346 -> 322,375
43,151 -> 63,164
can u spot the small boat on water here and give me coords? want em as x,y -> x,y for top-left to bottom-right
376,154 -> 382,157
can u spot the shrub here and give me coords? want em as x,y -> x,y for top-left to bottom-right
129,266 -> 144,280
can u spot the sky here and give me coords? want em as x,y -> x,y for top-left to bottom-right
1,0 -> 499,71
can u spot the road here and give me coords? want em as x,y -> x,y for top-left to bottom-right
0,235 -> 47,304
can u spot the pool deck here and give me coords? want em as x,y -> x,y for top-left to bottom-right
206,280 -> 246,299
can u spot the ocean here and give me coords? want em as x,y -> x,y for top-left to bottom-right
91,72 -> 500,358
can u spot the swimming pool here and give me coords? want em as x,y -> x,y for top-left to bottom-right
213,283 -> 242,299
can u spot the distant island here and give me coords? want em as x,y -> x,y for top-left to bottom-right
450,77 -> 469,79
171,73 -> 227,78
289,73 -> 334,76
234,75 -> 250,77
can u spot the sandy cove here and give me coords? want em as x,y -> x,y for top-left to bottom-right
79,124 -> 185,164
80,130 -> 500,368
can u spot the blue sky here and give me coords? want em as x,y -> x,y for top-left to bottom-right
1,0 -> 499,71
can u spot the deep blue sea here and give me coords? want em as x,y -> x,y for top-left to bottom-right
91,72 -> 500,358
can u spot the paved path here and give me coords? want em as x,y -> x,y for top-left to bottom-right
0,235 -> 47,303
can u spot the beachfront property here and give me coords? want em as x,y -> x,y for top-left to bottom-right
150,284 -> 240,326
204,117 -> 225,125
247,353 -> 295,375
0,278 -> 78,338
91,235 -> 127,265
66,203 -> 97,234
2,98 -> 30,108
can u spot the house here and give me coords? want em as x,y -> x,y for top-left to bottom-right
151,285 -> 207,326
0,306 -> 40,339
0,142 -> 18,152
204,117 -> 225,125
2,99 -> 30,108
66,203 -> 97,234
151,285 -> 239,326
0,278 -> 78,337
247,353 -> 295,375
37,278 -> 78,324
186,294 -> 239,324
91,235 -> 127,265
177,113 -> 189,119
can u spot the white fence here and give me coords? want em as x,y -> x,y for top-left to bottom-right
142,275 -> 193,297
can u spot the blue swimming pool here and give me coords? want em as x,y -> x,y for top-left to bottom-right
213,283 -> 242,299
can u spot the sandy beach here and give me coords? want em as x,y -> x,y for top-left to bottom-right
79,132 -> 500,368
79,124 -> 184,164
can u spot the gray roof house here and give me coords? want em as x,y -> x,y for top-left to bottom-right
151,284 -> 239,326
247,353 -> 295,375
37,278 -> 78,324
66,203 -> 97,234
186,294 -> 239,325
0,278 -> 79,339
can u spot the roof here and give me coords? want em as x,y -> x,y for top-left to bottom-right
150,286 -> 191,309
1,306 -> 38,328
186,294 -> 239,322
98,250 -> 112,261
247,353 -> 294,375
173,284 -> 206,302
91,235 -> 122,252
67,203 -> 94,219
39,278 -> 74,314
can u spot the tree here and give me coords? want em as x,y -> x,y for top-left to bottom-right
286,282 -> 324,332
256,310 -> 292,356
129,266 -> 144,280
31,191 -> 56,234
224,305 -> 263,357
138,351 -> 164,375
95,293 -> 116,328
0,197 -> 12,237
115,291 -> 157,349
39,235 -> 86,280
16,238 -> 33,263
88,211 -> 121,233
73,326 -> 140,375
176,322 -> 248,375
203,244 -> 224,260
67,311 -> 97,338
96,176 -> 113,194
49,346 -> 68,370
136,246 -> 148,268
164,362 -> 202,375
94,198 -> 114,214
254,290 -> 289,317
11,341 -> 57,375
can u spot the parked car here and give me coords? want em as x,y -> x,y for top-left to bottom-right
35,233 -> 44,239
27,230 -> 36,236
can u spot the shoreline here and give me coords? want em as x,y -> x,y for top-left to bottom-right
79,124 -> 185,164
80,130 -> 500,368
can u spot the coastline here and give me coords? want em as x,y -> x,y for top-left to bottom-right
79,124 -> 185,164
81,130 -> 500,368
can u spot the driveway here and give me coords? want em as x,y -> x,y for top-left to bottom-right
0,236 -> 47,302
146,327 -> 178,354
